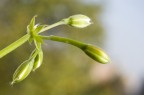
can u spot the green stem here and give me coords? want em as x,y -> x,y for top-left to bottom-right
39,20 -> 65,33
29,48 -> 39,60
0,34 -> 30,58
41,35 -> 87,49
0,20 -> 65,58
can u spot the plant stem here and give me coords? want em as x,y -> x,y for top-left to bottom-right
0,20 -> 65,58
0,34 -> 30,58
39,20 -> 65,33
41,35 -> 87,49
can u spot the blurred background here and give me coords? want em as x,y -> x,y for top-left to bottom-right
0,0 -> 144,95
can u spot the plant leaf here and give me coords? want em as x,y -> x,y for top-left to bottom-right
28,15 -> 37,32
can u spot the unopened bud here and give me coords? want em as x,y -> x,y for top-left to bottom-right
82,45 -> 110,64
33,50 -> 43,71
11,58 -> 34,84
63,14 -> 92,28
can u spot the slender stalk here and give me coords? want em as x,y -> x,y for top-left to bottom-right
41,35 -> 87,49
0,34 -> 30,58
0,21 -> 65,58
39,20 -> 65,33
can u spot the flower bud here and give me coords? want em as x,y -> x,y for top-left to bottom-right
63,14 -> 92,28
82,45 -> 110,64
33,50 -> 43,71
11,58 -> 34,84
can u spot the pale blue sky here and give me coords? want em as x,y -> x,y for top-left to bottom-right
101,0 -> 144,78
84,0 -> 144,79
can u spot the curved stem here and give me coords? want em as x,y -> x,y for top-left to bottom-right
39,21 -> 65,33
41,35 -> 87,49
0,34 -> 30,58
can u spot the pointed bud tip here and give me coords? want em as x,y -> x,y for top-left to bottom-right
10,81 -> 15,86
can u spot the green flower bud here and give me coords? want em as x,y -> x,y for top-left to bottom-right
63,14 -> 92,28
82,45 -> 110,64
11,58 -> 34,85
33,50 -> 43,71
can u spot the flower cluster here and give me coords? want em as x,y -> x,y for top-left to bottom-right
0,14 -> 110,85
